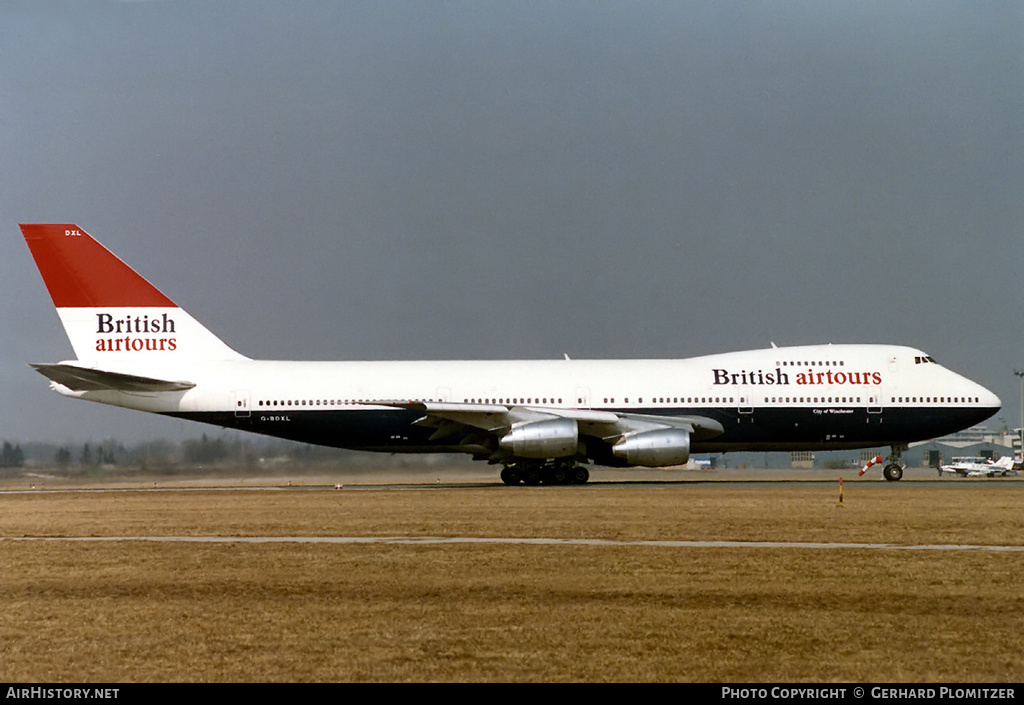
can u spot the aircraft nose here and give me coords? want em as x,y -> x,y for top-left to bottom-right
981,387 -> 1001,411
971,380 -> 1001,418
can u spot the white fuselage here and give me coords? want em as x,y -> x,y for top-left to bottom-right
58,343 -> 1000,458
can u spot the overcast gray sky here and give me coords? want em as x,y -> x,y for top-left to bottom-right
2,1 -> 1022,445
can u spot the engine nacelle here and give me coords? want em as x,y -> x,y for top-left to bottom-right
612,428 -> 690,467
499,418 -> 578,458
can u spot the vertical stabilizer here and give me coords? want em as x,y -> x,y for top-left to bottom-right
21,224 -> 247,365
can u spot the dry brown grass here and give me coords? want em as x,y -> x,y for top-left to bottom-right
2,480 -> 1024,682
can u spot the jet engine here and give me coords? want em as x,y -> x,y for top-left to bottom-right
612,428 -> 690,467
499,418 -> 579,458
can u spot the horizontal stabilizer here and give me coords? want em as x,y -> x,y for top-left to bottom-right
31,363 -> 196,393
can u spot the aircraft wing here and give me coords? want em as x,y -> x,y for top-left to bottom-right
577,410 -> 725,442
368,400 -> 725,461
31,363 -> 196,393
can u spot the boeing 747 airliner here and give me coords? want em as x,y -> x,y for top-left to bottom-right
22,224 -> 1001,484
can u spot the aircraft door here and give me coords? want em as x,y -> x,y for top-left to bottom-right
868,395 -> 883,415
738,397 -> 754,423
234,390 -> 251,418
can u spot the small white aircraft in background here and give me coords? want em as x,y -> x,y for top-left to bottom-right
939,456 -> 1019,478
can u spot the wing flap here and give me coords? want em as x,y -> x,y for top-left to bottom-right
588,412 -> 725,442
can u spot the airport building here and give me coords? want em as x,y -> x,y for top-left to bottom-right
908,425 -> 1019,468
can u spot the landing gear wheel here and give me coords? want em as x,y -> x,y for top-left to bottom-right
874,444 -> 908,482
502,462 -> 590,486
522,467 -> 543,486
883,464 -> 903,482
571,466 -> 590,485
500,466 -> 521,486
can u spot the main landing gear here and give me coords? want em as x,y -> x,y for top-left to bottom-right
500,460 -> 590,486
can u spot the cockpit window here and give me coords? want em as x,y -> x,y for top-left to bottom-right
914,355 -> 937,364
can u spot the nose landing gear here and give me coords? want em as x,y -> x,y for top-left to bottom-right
882,444 -> 907,481
859,445 -> 907,481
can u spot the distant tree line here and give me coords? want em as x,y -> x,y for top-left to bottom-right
183,434 -> 230,464
0,431 -> 487,478
0,433 -> 368,476
1,441 -> 25,469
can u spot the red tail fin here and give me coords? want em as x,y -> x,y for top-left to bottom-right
21,224 -> 176,308
22,223 -> 246,363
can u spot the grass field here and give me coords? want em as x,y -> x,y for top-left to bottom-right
2,475 -> 1023,682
